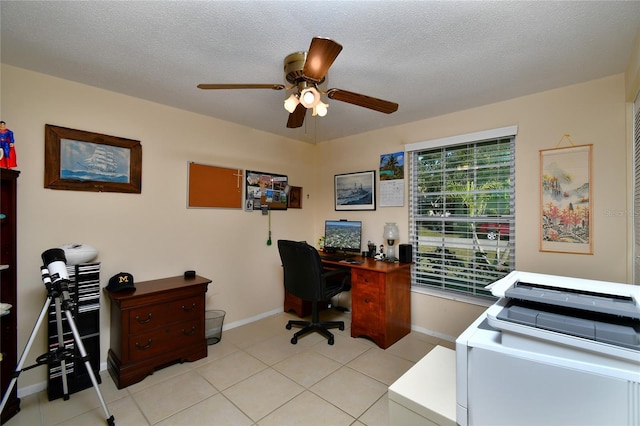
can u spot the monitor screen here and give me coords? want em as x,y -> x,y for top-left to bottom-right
324,220 -> 362,254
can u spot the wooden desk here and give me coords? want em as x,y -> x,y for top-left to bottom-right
106,275 -> 210,388
285,255 -> 412,349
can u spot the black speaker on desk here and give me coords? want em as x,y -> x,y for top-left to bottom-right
399,244 -> 412,263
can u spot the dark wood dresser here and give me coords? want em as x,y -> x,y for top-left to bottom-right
106,275 -> 210,389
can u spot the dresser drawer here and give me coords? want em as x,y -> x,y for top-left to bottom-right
128,295 -> 203,334
352,269 -> 383,288
352,285 -> 383,336
127,318 -> 202,362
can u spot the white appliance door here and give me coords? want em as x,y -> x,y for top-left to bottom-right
468,346 -> 634,426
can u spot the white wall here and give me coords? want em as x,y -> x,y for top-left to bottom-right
314,73 -> 629,340
1,64 -> 632,391
1,65 -> 317,391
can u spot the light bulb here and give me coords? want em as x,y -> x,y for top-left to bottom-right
314,102 -> 328,117
302,90 -> 316,105
299,87 -> 320,108
283,94 -> 299,113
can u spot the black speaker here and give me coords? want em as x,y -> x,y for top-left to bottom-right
399,244 -> 412,263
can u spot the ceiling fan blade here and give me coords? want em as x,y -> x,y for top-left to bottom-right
327,88 -> 399,114
303,37 -> 343,83
197,83 -> 285,90
287,103 -> 306,128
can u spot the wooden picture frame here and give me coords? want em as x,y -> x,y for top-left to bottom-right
44,124 -> 142,193
288,186 -> 302,209
540,144 -> 592,254
335,170 -> 376,211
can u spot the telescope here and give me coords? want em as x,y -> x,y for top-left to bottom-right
0,248 -> 114,425
41,248 -> 73,309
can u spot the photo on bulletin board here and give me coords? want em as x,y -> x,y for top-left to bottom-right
245,170 -> 288,211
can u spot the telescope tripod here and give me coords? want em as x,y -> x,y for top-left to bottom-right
0,268 -> 114,425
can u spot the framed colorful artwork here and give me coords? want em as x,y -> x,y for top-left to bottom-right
540,144 -> 592,254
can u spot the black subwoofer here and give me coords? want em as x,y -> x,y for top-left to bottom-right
399,244 -> 412,263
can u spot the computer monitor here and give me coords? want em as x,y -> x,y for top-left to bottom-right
324,220 -> 362,255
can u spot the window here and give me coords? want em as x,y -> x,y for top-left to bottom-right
406,127 -> 516,299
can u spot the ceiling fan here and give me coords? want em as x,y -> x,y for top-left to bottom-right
197,37 -> 399,129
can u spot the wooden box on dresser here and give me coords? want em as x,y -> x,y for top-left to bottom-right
106,275 -> 211,389
0,169 -> 20,423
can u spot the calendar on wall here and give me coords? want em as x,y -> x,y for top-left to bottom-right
379,151 -> 404,207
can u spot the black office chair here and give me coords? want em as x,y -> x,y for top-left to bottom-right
277,240 -> 350,345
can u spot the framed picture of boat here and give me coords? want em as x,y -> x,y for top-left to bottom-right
335,170 -> 376,211
44,124 -> 142,193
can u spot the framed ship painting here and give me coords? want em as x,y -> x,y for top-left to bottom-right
44,125 -> 142,193
335,170 -> 376,211
540,144 -> 592,254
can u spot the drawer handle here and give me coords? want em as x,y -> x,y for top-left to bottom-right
364,278 -> 369,283
135,313 -> 152,324
181,303 -> 196,312
182,326 -> 196,336
135,339 -> 152,350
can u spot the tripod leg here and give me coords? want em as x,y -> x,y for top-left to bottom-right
53,297 -> 71,401
63,310 -> 114,426
0,297 -> 52,415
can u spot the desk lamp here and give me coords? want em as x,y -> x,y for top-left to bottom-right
383,222 -> 400,261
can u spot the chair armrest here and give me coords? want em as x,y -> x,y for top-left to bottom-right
323,268 -> 351,292
323,269 -> 349,279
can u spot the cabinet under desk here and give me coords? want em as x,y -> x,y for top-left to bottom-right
285,255 -> 412,349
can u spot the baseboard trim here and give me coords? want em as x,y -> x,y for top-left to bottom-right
17,362 -> 109,398
222,308 -> 282,331
411,324 -> 456,343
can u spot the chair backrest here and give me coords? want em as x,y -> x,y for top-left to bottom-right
277,240 -> 325,301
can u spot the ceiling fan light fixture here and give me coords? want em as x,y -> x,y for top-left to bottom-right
313,101 -> 329,117
300,87 -> 320,108
283,93 -> 299,113
198,37 -> 398,131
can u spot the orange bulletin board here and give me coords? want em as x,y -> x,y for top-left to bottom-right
187,162 -> 243,208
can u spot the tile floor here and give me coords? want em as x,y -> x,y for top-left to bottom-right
4,310 -> 454,426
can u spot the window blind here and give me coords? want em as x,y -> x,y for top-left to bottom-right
407,129 -> 516,299
634,95 -> 640,284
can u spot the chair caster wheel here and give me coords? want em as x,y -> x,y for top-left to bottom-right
328,337 -> 334,345
291,337 -> 297,344
339,324 -> 345,331
286,323 -> 292,330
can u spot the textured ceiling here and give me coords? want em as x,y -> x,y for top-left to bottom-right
1,1 -> 639,143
